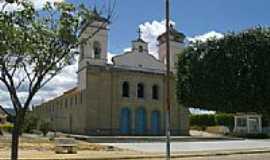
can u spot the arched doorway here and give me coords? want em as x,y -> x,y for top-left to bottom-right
120,108 -> 131,135
135,107 -> 147,135
151,111 -> 161,135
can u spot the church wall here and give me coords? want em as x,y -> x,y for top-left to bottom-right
111,70 -> 166,135
33,90 -> 88,135
169,78 -> 190,135
78,69 -> 87,90
79,22 -> 108,68
158,41 -> 184,72
84,67 -> 113,135
33,66 -> 190,136
113,51 -> 165,71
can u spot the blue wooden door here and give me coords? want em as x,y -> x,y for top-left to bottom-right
135,108 -> 146,135
120,108 -> 131,134
151,111 -> 161,135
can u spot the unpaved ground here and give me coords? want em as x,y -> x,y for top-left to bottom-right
0,134 -> 123,152
0,134 -> 141,159
0,150 -> 143,159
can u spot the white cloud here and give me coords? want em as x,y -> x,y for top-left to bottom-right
33,55 -> 78,106
0,0 -> 64,11
107,52 -> 116,64
123,47 -> 131,52
33,0 -> 64,9
187,31 -> 224,43
139,20 -> 223,57
0,56 -> 78,109
0,1 -> 21,11
139,20 -> 175,58
189,108 -> 216,115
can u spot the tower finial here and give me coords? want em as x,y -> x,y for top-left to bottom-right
137,27 -> 142,40
93,6 -> 98,15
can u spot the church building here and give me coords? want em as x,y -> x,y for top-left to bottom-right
33,13 -> 190,136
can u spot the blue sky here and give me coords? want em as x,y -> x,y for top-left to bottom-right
69,0 -> 270,53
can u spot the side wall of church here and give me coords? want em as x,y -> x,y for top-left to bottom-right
33,90 -> 88,135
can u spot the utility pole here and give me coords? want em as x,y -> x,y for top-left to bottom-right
165,0 -> 171,160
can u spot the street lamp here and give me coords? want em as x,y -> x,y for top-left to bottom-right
165,0 -> 171,160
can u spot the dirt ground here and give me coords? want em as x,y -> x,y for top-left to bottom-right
0,134 -> 118,152
0,134 -> 129,151
0,133 -> 140,159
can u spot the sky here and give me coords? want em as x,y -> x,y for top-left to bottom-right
0,0 -> 270,114
78,0 -> 270,54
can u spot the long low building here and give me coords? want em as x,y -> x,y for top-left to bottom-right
33,12 -> 190,136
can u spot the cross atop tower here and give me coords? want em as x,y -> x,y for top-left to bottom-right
137,27 -> 142,40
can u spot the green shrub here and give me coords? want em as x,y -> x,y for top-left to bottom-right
0,123 -> 14,133
235,133 -> 269,139
190,114 -> 216,127
246,133 -> 269,139
262,118 -> 270,127
190,113 -> 236,131
39,121 -> 51,136
22,114 -> 39,133
6,115 -> 15,123
215,113 -> 234,131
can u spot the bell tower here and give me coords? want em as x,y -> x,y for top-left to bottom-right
79,9 -> 109,70
131,28 -> 148,53
78,10 -> 109,90
157,25 -> 185,72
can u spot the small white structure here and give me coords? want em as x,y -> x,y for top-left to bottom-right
234,113 -> 262,134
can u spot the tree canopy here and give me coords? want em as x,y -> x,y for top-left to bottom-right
177,27 -> 270,118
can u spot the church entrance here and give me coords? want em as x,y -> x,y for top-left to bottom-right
135,107 -> 147,135
151,111 -> 161,135
120,108 -> 131,135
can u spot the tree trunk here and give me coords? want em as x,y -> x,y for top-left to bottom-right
11,111 -> 24,160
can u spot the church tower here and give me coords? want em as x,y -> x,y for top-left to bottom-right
79,9 -> 109,69
78,10 -> 109,90
157,25 -> 185,72
131,28 -> 148,53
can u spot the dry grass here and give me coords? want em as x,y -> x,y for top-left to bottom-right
0,134 -> 117,152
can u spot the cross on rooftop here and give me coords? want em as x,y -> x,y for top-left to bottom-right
137,28 -> 142,39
